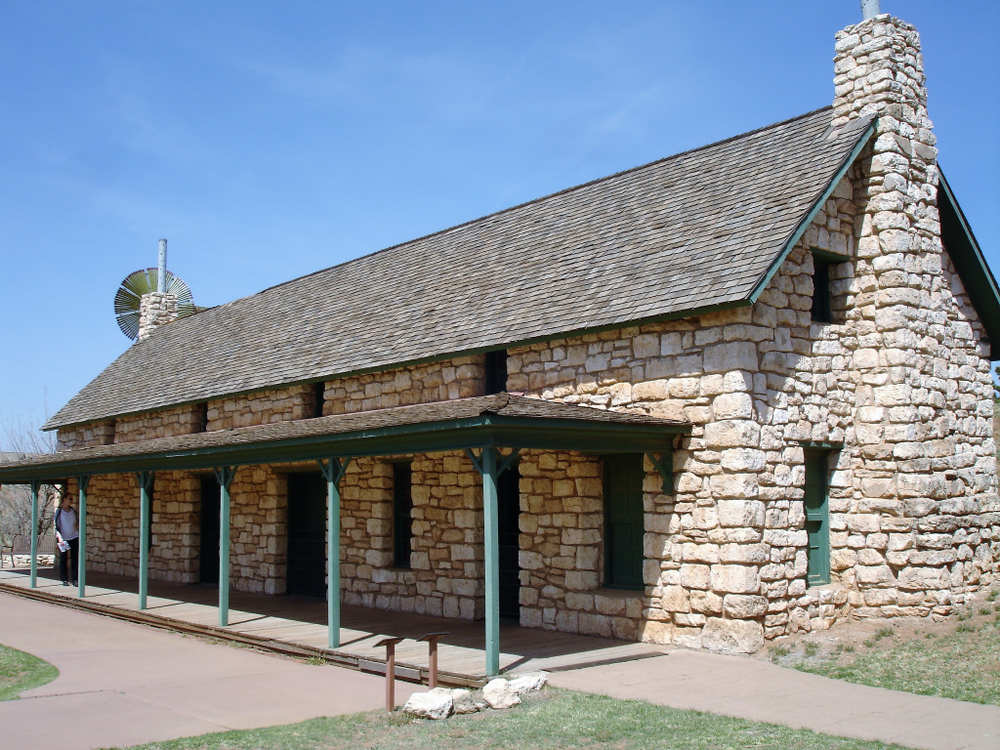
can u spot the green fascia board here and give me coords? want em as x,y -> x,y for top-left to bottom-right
0,414 -> 689,484
938,170 -> 1000,351
748,118 -> 877,304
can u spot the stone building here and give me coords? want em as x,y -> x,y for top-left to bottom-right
2,11 -> 998,668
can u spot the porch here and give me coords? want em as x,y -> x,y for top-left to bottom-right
0,566 -> 665,686
0,394 -> 688,677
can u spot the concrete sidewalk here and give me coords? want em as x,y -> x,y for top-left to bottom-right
0,592 -> 417,750
548,649 -> 1000,750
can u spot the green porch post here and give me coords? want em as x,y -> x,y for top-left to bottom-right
214,467 -> 237,627
77,476 -> 90,598
466,447 -> 519,678
319,457 -> 351,649
137,471 -> 154,610
29,480 -> 40,588
481,447 -> 500,677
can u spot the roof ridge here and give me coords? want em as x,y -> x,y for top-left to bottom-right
225,106 -> 834,307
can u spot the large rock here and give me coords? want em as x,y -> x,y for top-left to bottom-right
402,687 -> 454,720
507,672 -> 548,695
482,678 -> 521,709
450,689 -> 479,714
700,617 -> 764,653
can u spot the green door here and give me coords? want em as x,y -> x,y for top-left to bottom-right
604,454 -> 644,590
804,451 -> 831,586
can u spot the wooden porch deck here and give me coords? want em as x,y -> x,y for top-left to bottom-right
0,567 -> 666,686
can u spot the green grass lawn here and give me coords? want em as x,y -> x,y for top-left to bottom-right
772,595 -> 1000,706
122,687 -> 911,750
0,642 -> 59,701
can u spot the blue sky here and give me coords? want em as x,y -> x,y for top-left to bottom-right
1,1 -> 997,436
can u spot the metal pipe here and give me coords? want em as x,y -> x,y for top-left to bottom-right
861,0 -> 880,21
157,239 -> 167,293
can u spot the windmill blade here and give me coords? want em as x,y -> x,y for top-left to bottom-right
114,267 -> 197,340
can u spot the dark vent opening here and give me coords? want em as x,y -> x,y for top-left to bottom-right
193,402 -> 208,433
102,420 -> 116,446
811,259 -> 832,323
485,350 -> 508,395
313,382 -> 326,419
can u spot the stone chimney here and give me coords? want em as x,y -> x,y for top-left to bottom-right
829,10 -> 998,612
137,292 -> 178,341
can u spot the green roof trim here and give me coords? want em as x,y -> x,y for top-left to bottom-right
748,116 -> 876,303
0,396 -> 690,484
938,170 -> 1000,354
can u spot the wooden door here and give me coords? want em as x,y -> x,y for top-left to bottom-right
199,477 -> 220,585
497,463 -> 521,619
604,454 -> 644,590
804,451 -> 831,585
287,473 -> 327,597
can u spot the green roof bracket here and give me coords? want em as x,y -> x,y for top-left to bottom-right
645,450 -> 674,496
467,447 -> 520,477
317,457 -> 351,485
498,447 -> 522,475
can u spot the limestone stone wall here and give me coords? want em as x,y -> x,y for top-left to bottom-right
323,356 -> 485,415
506,165 -> 995,650
114,404 -> 205,444
227,466 -> 287,594
517,450 -> 648,641
207,385 -> 312,430
57,421 -> 115,451
62,468 -> 284,592
339,452 -> 485,619
65,472 -> 199,583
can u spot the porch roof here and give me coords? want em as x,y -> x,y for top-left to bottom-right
0,394 -> 689,483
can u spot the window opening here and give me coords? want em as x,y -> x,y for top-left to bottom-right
393,462 -> 413,569
312,381 -> 326,419
811,258 -> 832,323
485,350 -> 508,394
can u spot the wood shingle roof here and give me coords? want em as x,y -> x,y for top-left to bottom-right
47,106 -> 871,430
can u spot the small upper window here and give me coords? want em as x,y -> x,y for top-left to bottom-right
811,258 -> 832,324
485,350 -> 508,394
312,381 -> 326,418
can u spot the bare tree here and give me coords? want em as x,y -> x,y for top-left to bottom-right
0,415 -> 60,551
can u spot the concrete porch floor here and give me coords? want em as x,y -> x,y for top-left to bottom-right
0,566 -> 664,686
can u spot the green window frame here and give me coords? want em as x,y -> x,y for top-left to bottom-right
804,450 -> 831,586
603,454 -> 645,590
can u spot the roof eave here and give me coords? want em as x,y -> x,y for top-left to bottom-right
747,116 -> 877,303
937,169 -> 1000,352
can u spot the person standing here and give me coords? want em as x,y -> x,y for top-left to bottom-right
54,493 -> 79,586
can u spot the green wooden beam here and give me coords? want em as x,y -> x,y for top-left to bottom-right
6,414 -> 690,485
77,475 -> 90,598
137,471 -> 154,610
318,457 -> 350,649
